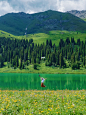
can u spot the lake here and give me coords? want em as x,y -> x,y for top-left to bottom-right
0,73 -> 86,90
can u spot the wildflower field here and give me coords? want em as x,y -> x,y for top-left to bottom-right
0,90 -> 86,115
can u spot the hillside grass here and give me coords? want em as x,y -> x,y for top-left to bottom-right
0,30 -> 15,38
22,30 -> 86,46
83,18 -> 86,21
0,90 -> 86,114
0,30 -> 86,46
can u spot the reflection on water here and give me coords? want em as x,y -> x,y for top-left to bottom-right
0,73 -> 86,90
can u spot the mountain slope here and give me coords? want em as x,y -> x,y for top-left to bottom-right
0,12 -> 30,35
0,10 -> 86,35
67,10 -> 86,19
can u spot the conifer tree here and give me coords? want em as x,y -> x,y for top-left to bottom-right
59,53 -> 64,68
0,55 -> 4,68
71,53 -> 75,64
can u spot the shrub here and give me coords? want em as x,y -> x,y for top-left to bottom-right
45,60 -> 52,66
33,64 -> 38,69
71,62 -> 80,70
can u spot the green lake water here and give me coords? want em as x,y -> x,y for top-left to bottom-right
0,73 -> 86,90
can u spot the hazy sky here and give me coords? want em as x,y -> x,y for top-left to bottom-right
0,0 -> 86,16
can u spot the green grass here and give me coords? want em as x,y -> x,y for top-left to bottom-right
0,30 -> 86,46
0,90 -> 86,114
0,30 -> 15,38
23,30 -> 86,46
83,19 -> 86,21
1,61 -> 86,74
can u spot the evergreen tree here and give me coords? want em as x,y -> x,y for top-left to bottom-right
0,55 -> 4,68
71,53 -> 75,64
59,53 -> 64,68
65,37 -> 70,45
19,58 -> 22,69
51,53 -> 56,63
76,52 -> 80,61
83,56 -> 86,66
49,39 -> 52,47
7,51 -> 10,62
56,52 -> 59,65
77,39 -> 81,46
67,52 -> 71,60
46,39 -> 48,46
59,39 -> 64,49
16,55 -> 19,67
36,58 -> 40,64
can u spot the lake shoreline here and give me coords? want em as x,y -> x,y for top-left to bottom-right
0,71 -> 86,74
0,63 -> 86,74
1,62 -> 86,74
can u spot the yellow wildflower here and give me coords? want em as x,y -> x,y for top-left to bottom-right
1,108 -> 4,111
14,100 -> 17,102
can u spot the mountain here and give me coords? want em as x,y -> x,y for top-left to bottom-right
67,10 -> 86,19
0,10 -> 86,35
0,12 -> 29,35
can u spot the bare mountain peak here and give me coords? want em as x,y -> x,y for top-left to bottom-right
67,10 -> 86,19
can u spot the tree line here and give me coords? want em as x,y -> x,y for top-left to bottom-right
0,36 -> 86,70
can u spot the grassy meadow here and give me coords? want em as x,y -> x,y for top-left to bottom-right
1,30 -> 86,47
0,90 -> 86,115
23,30 -> 86,46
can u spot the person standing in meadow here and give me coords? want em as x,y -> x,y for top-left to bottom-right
39,75 -> 47,87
